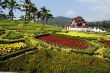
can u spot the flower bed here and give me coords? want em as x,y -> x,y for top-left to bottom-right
38,35 -> 89,49
101,41 -> 110,46
0,42 -> 27,55
57,31 -> 110,40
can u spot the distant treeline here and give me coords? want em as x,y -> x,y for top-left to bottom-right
87,20 -> 110,30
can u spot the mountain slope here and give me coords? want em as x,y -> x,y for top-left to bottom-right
48,16 -> 72,27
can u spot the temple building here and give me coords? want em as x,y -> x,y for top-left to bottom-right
65,16 -> 106,32
71,16 -> 86,27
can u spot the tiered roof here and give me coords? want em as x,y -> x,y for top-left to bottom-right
71,16 -> 86,26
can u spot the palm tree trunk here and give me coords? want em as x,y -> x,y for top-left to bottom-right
46,18 -> 49,24
25,9 -> 27,21
11,0 -> 14,20
12,8 -> 13,20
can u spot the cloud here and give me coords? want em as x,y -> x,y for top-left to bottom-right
65,10 -> 76,18
77,0 -> 110,21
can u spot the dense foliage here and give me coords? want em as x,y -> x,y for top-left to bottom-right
87,20 -> 110,30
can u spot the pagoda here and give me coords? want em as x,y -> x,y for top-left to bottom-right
71,16 -> 87,27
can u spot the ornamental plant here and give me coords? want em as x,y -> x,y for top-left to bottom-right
38,35 -> 89,49
0,42 -> 27,55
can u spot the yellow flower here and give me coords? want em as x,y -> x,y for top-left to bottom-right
0,42 -> 27,55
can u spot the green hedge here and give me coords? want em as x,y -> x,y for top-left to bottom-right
0,30 -> 5,35
0,38 -> 25,44
1,30 -> 23,40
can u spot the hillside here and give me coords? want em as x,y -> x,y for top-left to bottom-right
48,16 -> 72,27
0,21 -> 110,73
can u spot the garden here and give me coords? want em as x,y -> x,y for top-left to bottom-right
0,21 -> 110,73
1,0 -> 110,72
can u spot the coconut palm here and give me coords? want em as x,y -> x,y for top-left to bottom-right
0,11 -> 3,20
36,11 -> 41,22
0,0 -> 2,19
0,0 -> 5,20
45,14 -> 53,24
40,6 -> 53,24
21,0 -> 37,20
30,6 -> 38,21
19,15 -> 25,20
40,6 -> 50,23
2,0 -> 20,20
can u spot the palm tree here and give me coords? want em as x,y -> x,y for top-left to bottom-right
30,6 -> 38,21
2,0 -> 20,20
40,6 -> 50,23
36,11 -> 41,22
0,11 -> 3,20
45,14 -> 53,24
40,6 -> 53,24
22,0 -> 37,21
0,0 -> 2,19
19,15 -> 25,20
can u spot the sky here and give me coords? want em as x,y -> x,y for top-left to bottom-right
14,0 -> 110,21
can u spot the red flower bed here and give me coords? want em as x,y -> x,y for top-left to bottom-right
38,35 -> 89,49
101,41 -> 110,46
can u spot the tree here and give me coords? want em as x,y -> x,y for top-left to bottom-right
19,15 -> 25,20
40,6 -> 53,24
0,11 -> 6,20
36,11 -> 41,21
45,14 -> 53,24
40,6 -> 50,23
2,0 -> 20,20
0,0 -> 4,19
30,6 -> 38,21
21,0 -> 37,21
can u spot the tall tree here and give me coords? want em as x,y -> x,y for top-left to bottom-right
2,0 -> 20,20
22,0 -> 37,21
40,6 -> 50,23
36,11 -> 41,22
30,6 -> 38,21
40,6 -> 53,24
45,14 -> 53,24
0,0 -> 2,19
